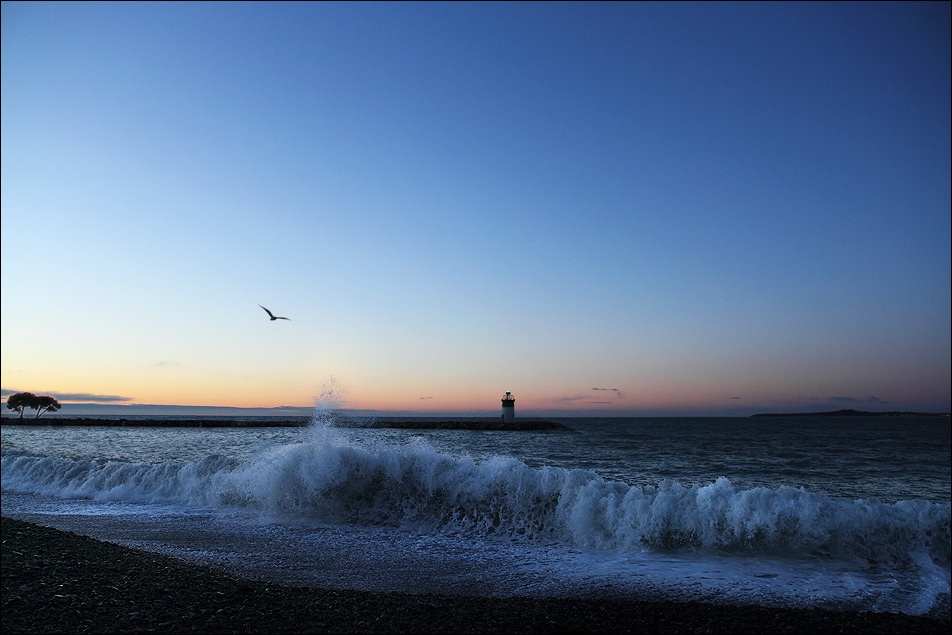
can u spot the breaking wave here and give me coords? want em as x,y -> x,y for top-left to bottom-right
2,424 -> 949,572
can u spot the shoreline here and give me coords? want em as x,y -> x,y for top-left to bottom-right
2,517 -> 948,634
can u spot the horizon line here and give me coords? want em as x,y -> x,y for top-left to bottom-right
1,402 -> 948,419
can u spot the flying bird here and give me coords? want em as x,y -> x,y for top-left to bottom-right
259,305 -> 290,321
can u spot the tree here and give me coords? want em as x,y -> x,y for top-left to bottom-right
6,392 -> 36,420
4,392 -> 61,419
32,395 -> 61,418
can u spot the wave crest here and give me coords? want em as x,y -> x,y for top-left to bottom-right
3,437 -> 949,570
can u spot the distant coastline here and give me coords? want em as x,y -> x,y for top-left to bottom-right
0,416 -> 572,431
751,409 -> 950,418
2,411 -> 948,427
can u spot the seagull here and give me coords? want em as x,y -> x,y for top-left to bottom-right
259,304 -> 290,321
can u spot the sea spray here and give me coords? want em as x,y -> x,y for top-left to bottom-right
195,429 -> 950,571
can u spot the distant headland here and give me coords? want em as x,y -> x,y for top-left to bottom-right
751,409 -> 949,418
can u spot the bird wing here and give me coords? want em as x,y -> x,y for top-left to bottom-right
259,304 -> 276,318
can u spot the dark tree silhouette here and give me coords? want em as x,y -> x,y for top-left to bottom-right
32,395 -> 61,418
4,392 -> 61,419
6,392 -> 36,420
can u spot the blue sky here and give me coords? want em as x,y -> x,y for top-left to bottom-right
2,1 -> 949,416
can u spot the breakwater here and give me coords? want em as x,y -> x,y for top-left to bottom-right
0,417 -> 570,431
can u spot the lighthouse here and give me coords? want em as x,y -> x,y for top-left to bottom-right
501,391 -> 515,423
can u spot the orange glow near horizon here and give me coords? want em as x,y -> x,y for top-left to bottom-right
3,362 -> 950,416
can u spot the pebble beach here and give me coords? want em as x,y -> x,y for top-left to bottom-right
3,516 -> 949,634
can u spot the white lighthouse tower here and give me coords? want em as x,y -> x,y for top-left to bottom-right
501,391 -> 515,423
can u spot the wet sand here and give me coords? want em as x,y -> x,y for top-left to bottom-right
3,516 -> 948,634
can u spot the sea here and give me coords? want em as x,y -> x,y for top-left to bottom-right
2,412 -> 950,619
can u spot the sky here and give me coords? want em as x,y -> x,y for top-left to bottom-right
2,1 -> 950,417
